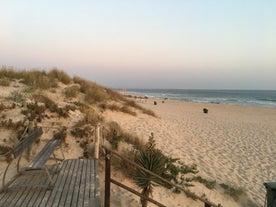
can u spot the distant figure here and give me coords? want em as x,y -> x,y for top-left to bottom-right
154,101 -> 157,105
203,108 -> 208,114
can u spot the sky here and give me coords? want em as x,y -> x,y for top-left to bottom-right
1,1 -> 276,90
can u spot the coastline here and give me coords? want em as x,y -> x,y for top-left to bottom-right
121,89 -> 276,108
105,97 -> 276,206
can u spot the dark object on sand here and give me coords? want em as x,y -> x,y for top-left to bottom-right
264,182 -> 276,207
203,108 -> 208,113
162,101 -> 165,103
154,101 -> 157,105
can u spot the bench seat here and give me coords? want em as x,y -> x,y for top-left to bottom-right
27,139 -> 61,170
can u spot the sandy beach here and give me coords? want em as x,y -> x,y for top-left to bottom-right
105,98 -> 276,206
0,74 -> 275,206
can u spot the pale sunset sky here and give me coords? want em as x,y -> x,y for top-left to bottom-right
1,1 -> 275,90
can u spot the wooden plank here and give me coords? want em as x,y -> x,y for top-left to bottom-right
4,175 -> 31,206
93,160 -> 101,206
35,163 -> 64,207
13,127 -> 43,158
0,187 -> 18,206
83,160 -> 92,207
21,168 -> 55,207
30,172 -> 54,207
71,159 -> 84,207
26,174 -> 52,206
56,159 -> 79,207
29,169 -> 54,207
76,159 -> 87,206
53,159 -> 75,207
40,160 -> 72,207
94,160 -> 101,205
64,159 -> 81,207
0,159 -> 101,207
28,139 -> 61,170
17,174 -> 43,207
2,174 -> 35,207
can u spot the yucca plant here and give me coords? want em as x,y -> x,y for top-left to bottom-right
133,133 -> 169,207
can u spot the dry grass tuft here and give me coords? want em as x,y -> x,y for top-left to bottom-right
81,108 -> 104,125
99,103 -> 137,116
21,70 -> 58,89
73,76 -> 109,103
64,85 -> 80,98
104,121 -> 145,150
123,99 -> 156,117
48,68 -> 71,85
0,78 -> 11,86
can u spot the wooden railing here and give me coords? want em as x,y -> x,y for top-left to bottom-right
103,146 -> 220,207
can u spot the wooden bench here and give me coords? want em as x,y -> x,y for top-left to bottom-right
1,127 -> 64,191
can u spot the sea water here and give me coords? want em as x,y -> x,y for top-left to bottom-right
121,89 -> 276,108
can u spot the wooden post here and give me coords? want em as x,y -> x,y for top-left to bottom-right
94,126 -> 100,159
104,149 -> 111,207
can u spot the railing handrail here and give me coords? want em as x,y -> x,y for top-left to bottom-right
103,145 -> 219,207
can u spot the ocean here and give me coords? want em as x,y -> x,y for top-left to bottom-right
121,89 -> 276,108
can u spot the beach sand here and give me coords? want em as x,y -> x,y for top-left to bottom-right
104,98 -> 276,206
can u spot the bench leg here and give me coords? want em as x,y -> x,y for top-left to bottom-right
51,153 -> 62,173
44,166 -> 54,189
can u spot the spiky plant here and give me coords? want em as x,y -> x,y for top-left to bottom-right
133,133 -> 168,207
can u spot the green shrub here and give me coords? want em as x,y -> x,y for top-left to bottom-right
21,102 -> 46,121
8,91 -> 25,103
71,125 -> 91,138
110,135 -> 123,150
219,183 -> 245,200
193,176 -> 216,189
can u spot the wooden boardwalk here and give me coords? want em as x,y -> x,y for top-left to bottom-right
0,159 -> 101,207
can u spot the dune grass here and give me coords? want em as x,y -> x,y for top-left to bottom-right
0,67 -> 156,117
219,183 -> 245,201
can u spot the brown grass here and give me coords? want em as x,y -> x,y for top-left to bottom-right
48,68 -> 71,84
0,78 -> 11,86
64,85 -> 80,98
123,99 -> 156,117
105,121 -> 145,151
99,103 -> 137,116
82,108 -> 104,125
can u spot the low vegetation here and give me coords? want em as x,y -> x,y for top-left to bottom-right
0,78 -> 11,86
193,176 -> 216,189
219,183 -> 245,200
